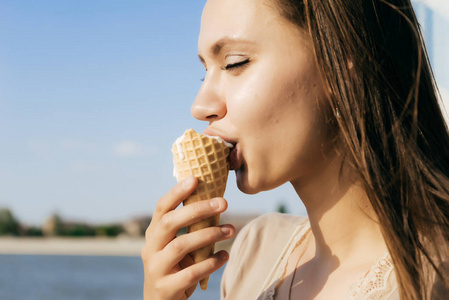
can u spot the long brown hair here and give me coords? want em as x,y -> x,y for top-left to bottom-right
271,0 -> 449,298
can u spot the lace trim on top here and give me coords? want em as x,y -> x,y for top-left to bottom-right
258,220 -> 396,300
345,252 -> 397,299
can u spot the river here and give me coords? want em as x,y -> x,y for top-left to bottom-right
0,254 -> 223,300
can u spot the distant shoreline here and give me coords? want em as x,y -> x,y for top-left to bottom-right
0,237 -> 145,256
0,237 -> 233,256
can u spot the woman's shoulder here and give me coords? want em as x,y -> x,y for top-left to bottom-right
239,212 -> 308,239
221,213 -> 308,299
244,212 -> 308,229
230,213 -> 308,255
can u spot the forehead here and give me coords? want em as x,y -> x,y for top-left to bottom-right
199,0 -> 281,48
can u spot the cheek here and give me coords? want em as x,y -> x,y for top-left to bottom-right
227,64 -> 299,123
226,58 -> 330,189
225,71 -> 279,131
227,60 -> 326,154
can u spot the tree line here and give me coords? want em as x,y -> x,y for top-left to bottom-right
0,202 -> 288,237
0,208 -> 124,237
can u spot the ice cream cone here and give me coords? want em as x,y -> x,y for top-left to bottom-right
172,128 -> 232,290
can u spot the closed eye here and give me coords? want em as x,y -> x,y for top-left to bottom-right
224,58 -> 250,70
200,58 -> 250,81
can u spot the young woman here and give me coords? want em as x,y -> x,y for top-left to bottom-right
142,0 -> 449,299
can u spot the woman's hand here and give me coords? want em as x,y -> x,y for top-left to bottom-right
142,176 -> 235,300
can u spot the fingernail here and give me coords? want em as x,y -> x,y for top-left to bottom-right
210,198 -> 220,209
220,251 -> 228,260
221,226 -> 231,236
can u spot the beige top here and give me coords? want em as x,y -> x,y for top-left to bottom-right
221,213 -> 399,300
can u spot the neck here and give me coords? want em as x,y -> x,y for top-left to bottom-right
291,154 -> 387,264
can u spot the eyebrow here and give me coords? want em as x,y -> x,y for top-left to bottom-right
198,37 -> 256,63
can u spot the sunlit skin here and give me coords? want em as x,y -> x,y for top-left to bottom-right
192,0 -> 390,299
142,0 -> 390,299
193,0 -> 332,195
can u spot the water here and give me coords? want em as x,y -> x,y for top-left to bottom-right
0,255 -> 223,300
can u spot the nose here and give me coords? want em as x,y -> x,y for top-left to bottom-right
191,79 -> 227,122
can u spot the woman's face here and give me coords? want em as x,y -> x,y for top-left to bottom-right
192,0 -> 332,194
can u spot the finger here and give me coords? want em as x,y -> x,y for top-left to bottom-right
151,198 -> 228,250
179,255 -> 197,298
185,283 -> 197,299
155,176 -> 197,220
167,250 -> 229,291
160,225 -> 235,272
179,253 -> 195,270
146,176 -> 198,237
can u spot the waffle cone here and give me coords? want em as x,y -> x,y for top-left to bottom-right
172,128 -> 231,290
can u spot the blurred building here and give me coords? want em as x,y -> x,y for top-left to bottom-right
123,215 -> 152,237
42,214 -> 62,236
413,0 -> 449,123
413,1 -> 434,60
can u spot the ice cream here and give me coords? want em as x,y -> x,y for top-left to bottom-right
172,128 -> 232,290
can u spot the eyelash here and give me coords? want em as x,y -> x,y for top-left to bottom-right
200,58 -> 250,82
224,58 -> 250,70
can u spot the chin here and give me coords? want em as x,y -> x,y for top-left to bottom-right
237,182 -> 261,195
236,181 -> 259,195
235,169 -> 282,195
235,169 -> 261,195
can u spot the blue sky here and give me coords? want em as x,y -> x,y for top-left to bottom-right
1,0 -> 448,225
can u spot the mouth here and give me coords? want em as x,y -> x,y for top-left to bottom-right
203,128 -> 241,171
228,144 -> 240,171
